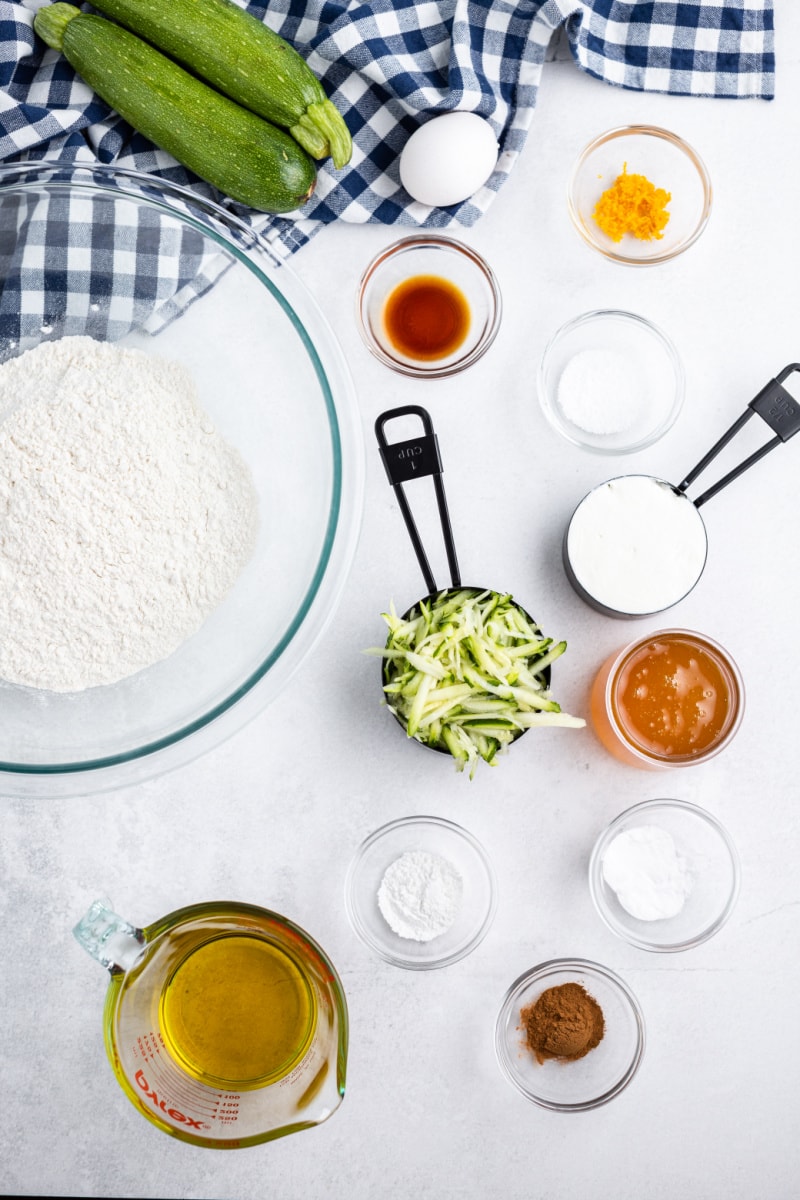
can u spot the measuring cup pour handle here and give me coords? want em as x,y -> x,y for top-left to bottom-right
73,898 -> 145,974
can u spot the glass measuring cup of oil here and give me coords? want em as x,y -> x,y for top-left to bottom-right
74,899 -> 348,1149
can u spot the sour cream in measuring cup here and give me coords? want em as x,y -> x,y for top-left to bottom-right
564,474 -> 708,617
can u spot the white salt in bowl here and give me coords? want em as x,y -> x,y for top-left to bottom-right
588,799 -> 741,952
537,309 -> 684,455
344,815 -> 497,970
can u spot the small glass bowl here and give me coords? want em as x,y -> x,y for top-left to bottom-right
356,234 -> 502,378
495,959 -> 645,1112
344,815 -> 497,970
588,799 -> 741,952
538,309 -> 684,454
568,125 -> 712,265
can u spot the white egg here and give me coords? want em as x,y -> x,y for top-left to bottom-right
399,112 -> 499,208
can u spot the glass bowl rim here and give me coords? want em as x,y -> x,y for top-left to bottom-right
567,124 -> 713,266
494,956 -> 646,1112
355,232 -> 503,379
343,813 -> 498,970
588,797 -> 742,952
538,308 -> 685,455
0,161 -> 363,779
601,627 -> 746,768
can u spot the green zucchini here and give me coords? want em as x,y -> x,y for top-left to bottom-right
34,3 -> 316,214
86,0 -> 353,169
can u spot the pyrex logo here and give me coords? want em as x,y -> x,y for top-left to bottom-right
134,1069 -> 208,1130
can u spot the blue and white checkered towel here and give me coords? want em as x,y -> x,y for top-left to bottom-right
0,0 -> 776,349
1,0 -> 776,256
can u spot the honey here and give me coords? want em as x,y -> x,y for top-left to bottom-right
159,933 -> 316,1089
382,274 -> 470,361
591,631 -> 743,767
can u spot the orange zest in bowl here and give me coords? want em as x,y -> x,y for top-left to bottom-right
593,164 -> 671,243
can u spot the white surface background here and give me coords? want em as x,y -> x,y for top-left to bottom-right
3,9 -> 800,1199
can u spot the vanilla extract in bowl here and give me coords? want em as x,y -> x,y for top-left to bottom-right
382,274 -> 471,361
356,234 -> 502,379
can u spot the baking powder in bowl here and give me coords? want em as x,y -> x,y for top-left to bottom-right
566,475 -> 708,615
377,850 -> 463,941
0,336 -> 258,692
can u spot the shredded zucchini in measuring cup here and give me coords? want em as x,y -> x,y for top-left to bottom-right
369,589 -> 585,777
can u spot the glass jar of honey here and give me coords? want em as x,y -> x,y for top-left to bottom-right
590,629 -> 744,769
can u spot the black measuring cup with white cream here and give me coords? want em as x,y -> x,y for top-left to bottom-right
564,364 -> 800,618
375,405 -> 551,756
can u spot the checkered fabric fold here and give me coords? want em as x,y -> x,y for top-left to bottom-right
0,0 -> 775,344
1,1 -> 776,247
0,168 -> 236,349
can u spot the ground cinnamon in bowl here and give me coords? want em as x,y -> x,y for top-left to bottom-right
521,982 -> 605,1064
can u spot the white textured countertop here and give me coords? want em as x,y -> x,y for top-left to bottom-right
4,12 -> 800,1199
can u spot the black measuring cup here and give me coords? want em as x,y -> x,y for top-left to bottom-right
563,364 -> 800,618
375,404 -> 551,756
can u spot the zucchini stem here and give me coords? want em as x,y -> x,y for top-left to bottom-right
290,111 -> 330,160
303,100 -> 352,169
33,1 -> 78,50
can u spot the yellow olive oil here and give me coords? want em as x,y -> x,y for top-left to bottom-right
159,932 -> 316,1090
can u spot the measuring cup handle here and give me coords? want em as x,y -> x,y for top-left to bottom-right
374,406 -> 461,596
678,364 -> 800,508
73,898 -> 145,974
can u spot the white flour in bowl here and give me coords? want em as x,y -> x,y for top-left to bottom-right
0,336 -> 258,692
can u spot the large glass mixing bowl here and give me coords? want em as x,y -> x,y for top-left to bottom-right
0,164 -> 363,794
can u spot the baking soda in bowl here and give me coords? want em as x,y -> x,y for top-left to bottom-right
564,474 -> 708,617
601,826 -> 693,920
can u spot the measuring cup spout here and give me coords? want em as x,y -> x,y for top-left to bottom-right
73,898 -> 145,974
